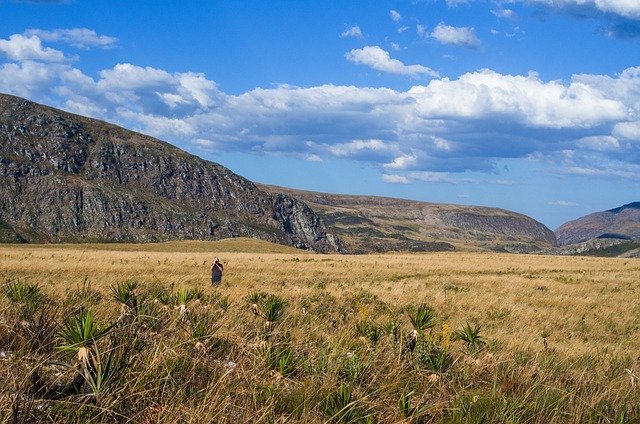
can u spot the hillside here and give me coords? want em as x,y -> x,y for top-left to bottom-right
0,94 -> 342,253
259,185 -> 558,253
555,202 -> 640,246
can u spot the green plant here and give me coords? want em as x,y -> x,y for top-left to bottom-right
256,294 -> 288,330
55,309 -> 115,397
398,389 -> 427,421
2,280 -> 45,314
413,340 -> 454,374
188,313 -> 218,347
110,280 -> 140,315
262,344 -> 297,377
339,351 -> 373,384
321,383 -> 362,423
452,322 -> 486,354
218,295 -> 230,312
355,320 -> 381,345
410,303 -> 436,335
56,309 -> 114,364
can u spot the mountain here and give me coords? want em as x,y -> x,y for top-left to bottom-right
259,185 -> 558,253
0,93 -> 558,254
555,202 -> 640,246
0,94 -> 343,253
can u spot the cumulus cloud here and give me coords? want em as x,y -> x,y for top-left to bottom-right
1,31 -> 640,184
24,28 -> 118,49
431,23 -> 480,49
0,34 -> 66,62
345,46 -> 439,78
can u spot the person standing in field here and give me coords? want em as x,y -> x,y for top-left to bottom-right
210,257 -> 224,286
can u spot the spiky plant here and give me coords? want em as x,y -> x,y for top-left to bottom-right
56,309 -> 114,364
409,303 -> 436,335
188,313 -> 219,349
246,291 -> 266,315
2,280 -> 45,315
257,294 -> 288,331
56,309 -> 115,397
174,288 -> 201,315
452,322 -> 486,354
110,280 -> 139,315
355,320 -> 381,345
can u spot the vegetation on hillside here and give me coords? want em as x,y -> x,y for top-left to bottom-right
1,243 -> 639,422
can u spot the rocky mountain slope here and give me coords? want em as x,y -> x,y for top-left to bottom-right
259,185 -> 558,253
0,94 -> 343,253
555,202 -> 640,246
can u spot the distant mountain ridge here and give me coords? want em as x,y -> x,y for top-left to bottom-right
259,185 -> 558,253
555,202 -> 640,246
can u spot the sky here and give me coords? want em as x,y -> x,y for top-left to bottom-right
1,0 -> 639,230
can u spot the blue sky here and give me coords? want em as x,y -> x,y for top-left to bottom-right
1,0 -> 639,229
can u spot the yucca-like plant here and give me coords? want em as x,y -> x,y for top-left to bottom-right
246,291 -> 266,315
261,344 -> 297,377
257,294 -> 288,331
217,295 -> 230,312
355,320 -> 381,345
2,280 -> 45,315
321,383 -> 362,423
409,303 -> 436,335
173,288 -> 202,315
452,322 -> 486,354
189,313 -> 219,349
110,280 -> 139,315
56,309 -> 115,397
398,389 -> 427,421
56,309 -> 114,364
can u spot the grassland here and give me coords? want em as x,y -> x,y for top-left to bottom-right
1,239 -> 639,423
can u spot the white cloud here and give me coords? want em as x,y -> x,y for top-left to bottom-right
382,174 -> 410,184
446,0 -> 470,6
24,28 -> 117,49
550,200 -> 578,207
0,34 -> 66,62
577,135 -> 621,151
527,0 -> 640,20
329,139 -> 392,157
340,26 -> 363,39
407,69 -> 628,128
345,46 -> 439,78
431,23 -> 480,49
491,8 -> 517,19
384,154 -> 418,170
409,171 -> 457,183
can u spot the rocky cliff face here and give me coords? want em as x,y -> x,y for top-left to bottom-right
555,202 -> 640,246
0,94 -> 343,252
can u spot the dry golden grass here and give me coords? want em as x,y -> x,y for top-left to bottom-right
2,240 -> 639,357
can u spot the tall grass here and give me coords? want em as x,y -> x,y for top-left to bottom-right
0,241 -> 639,422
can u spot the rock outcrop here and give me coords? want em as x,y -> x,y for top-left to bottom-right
0,94 -> 343,252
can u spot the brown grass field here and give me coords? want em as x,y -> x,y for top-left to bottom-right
1,239 -> 639,423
